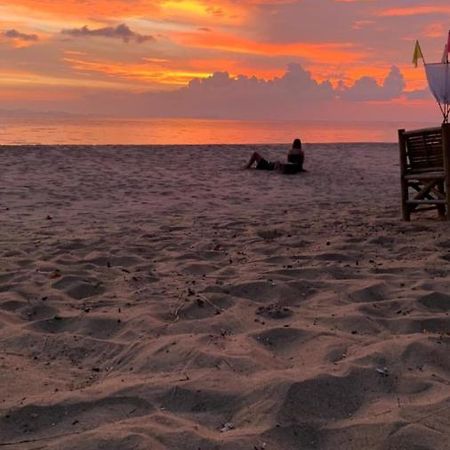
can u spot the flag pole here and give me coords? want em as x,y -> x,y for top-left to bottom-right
421,42 -> 426,65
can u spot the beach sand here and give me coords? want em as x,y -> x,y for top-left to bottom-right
0,143 -> 449,449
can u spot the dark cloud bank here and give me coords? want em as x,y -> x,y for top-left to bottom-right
62,24 -> 154,44
87,63 -> 417,119
2,29 -> 38,41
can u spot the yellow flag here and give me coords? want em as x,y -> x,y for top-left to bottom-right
412,40 -> 424,67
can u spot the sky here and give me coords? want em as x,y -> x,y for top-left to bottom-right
1,0 -> 450,121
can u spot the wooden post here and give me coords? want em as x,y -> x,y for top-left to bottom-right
398,129 -> 410,220
442,123 -> 450,220
437,180 -> 446,218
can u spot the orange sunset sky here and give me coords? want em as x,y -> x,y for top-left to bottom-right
1,0 -> 449,120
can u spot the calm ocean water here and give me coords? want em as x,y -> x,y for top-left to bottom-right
0,116 -> 437,145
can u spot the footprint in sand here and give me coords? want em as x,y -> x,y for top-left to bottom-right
52,275 -> 105,300
417,291 -> 450,312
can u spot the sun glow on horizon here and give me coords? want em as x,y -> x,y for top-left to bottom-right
162,0 -> 210,16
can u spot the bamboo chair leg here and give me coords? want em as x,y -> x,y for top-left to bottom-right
445,185 -> 450,220
437,180 -> 446,218
398,129 -> 410,221
443,124 -> 450,220
401,181 -> 410,221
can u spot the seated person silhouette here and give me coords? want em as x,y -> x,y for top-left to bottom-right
244,138 -> 305,174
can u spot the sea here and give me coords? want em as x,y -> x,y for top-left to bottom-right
0,116 -> 437,145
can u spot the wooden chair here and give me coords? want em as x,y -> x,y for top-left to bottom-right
398,124 -> 450,221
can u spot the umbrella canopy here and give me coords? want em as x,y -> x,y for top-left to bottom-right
415,31 -> 450,122
425,62 -> 450,122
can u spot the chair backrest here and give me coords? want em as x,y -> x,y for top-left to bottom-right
403,127 -> 444,172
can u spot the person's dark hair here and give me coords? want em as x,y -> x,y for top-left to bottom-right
292,138 -> 302,149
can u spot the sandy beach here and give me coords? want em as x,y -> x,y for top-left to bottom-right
0,143 -> 449,449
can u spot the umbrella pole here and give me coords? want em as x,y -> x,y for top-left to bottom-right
437,101 -> 447,123
443,103 -> 450,123
446,63 -> 450,123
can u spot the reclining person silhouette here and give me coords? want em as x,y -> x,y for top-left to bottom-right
244,138 -> 305,174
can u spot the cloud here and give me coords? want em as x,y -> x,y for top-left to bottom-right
378,5 -> 450,17
422,22 -> 446,38
405,88 -> 432,100
174,30 -> 364,63
340,66 -> 405,101
3,1 -> 159,20
61,24 -> 154,44
1,29 -> 38,42
80,63 -> 411,119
